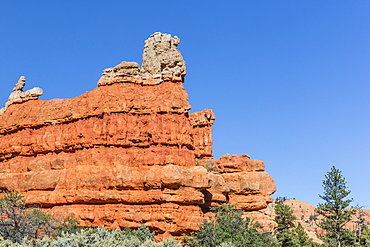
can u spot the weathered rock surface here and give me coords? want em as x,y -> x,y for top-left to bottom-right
141,32 -> 186,81
0,76 -> 43,114
0,32 -> 276,237
189,109 -> 215,160
98,32 -> 186,86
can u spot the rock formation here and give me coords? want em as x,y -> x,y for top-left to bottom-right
0,32 -> 276,237
0,76 -> 43,114
261,199 -> 370,243
97,32 -> 186,86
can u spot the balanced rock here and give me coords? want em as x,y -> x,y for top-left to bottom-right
0,76 -> 43,114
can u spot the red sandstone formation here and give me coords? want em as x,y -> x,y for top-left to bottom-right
0,32 -> 276,237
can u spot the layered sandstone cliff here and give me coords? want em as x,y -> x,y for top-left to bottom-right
0,32 -> 276,237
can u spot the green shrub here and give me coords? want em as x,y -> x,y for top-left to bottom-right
34,228 -> 140,246
0,226 -> 176,247
141,238 -> 181,247
184,204 -> 279,247
54,216 -> 80,236
204,162 -> 216,172
0,190 -> 58,243
122,225 -> 155,242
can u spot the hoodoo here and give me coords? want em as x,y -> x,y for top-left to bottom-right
0,32 -> 276,237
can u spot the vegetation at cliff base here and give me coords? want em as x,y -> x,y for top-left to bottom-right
0,227 -> 180,247
0,190 -> 60,243
184,204 -> 279,247
0,166 -> 370,246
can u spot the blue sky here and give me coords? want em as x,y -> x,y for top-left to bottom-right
1,1 -> 369,208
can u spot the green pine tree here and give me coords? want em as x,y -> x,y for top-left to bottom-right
274,199 -> 299,247
294,223 -> 318,247
358,226 -> 370,246
316,166 -> 356,247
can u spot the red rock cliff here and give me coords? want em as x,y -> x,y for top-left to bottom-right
0,32 -> 276,237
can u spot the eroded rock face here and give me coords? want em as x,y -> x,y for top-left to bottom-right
189,109 -> 215,161
141,32 -> 186,81
0,32 -> 276,237
98,32 -> 186,86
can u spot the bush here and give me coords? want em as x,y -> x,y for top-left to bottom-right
0,227 -> 179,247
184,204 -> 279,247
122,225 -> 155,242
54,216 -> 80,236
0,190 -> 82,243
35,227 -> 141,247
0,190 -> 57,243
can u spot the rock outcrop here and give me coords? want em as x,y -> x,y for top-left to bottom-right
97,32 -> 186,87
0,32 -> 276,237
0,76 -> 43,114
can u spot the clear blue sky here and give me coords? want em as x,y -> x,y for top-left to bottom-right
1,1 -> 369,208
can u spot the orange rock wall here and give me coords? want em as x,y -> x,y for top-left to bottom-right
0,32 -> 276,236
0,80 -> 276,235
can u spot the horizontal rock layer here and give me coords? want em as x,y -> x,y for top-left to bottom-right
0,113 -> 194,162
49,203 -> 203,235
0,81 -> 191,134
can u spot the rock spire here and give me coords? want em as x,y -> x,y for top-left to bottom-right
97,32 -> 186,86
